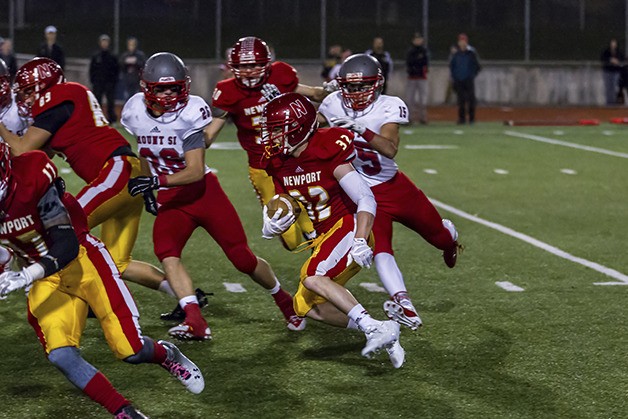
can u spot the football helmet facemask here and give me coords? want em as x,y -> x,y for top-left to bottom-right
13,57 -> 65,117
336,54 -> 384,111
141,52 -> 191,114
0,59 -> 11,118
260,92 -> 317,158
228,37 -> 272,89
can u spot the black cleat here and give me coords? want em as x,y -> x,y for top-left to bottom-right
160,288 -> 211,322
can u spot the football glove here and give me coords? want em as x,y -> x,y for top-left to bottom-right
261,83 -> 282,102
128,176 -> 160,197
0,268 -> 36,298
350,238 -> 373,269
330,117 -> 367,135
262,207 -> 295,239
142,191 -> 159,216
323,79 -> 340,93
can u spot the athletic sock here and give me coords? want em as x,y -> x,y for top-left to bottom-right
346,318 -> 360,330
83,371 -> 129,415
347,304 -> 378,331
271,288 -> 296,318
152,340 -> 168,364
158,279 -> 176,297
375,253 -> 407,296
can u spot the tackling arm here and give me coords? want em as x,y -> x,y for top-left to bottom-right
295,84 -> 328,103
334,163 -> 375,240
0,124 -> 51,156
367,122 -> 400,159
203,108 -> 228,148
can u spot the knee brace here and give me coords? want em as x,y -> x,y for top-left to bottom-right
123,336 -> 155,365
225,245 -> 257,275
48,346 -> 98,390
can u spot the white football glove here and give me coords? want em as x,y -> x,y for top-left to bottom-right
0,268 -> 35,298
350,238 -> 373,269
330,116 -> 367,135
262,207 -> 296,239
261,83 -> 282,102
323,79 -> 340,93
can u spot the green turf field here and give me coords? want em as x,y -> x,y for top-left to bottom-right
0,122 -> 626,418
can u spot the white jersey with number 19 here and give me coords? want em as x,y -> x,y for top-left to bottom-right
318,92 -> 409,187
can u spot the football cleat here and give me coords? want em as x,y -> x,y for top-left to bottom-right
361,320 -> 400,359
114,405 -> 149,419
168,321 -> 212,341
160,288 -> 211,322
442,219 -> 460,268
386,339 -> 406,369
384,295 -> 423,331
158,340 -> 205,394
286,315 -> 307,331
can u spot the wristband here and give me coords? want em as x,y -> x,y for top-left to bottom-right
362,129 -> 376,142
158,174 -> 168,187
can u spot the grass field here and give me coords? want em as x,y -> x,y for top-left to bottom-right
0,122 -> 627,418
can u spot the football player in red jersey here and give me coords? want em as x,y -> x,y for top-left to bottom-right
0,57 -> 183,314
318,54 -> 461,331
259,92 -> 405,368
122,53 -> 305,340
0,142 -> 204,417
204,36 -> 334,251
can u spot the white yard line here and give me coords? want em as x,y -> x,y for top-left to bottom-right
431,199 -> 628,285
359,282 -> 388,293
223,283 -> 247,293
495,281 -> 525,292
504,131 -> 628,159
404,145 -> 459,150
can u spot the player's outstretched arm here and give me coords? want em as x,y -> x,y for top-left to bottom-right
295,84 -> 328,103
334,163 -> 376,240
0,123 -> 51,156
203,109 -> 228,148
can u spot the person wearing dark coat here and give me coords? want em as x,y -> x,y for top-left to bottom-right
37,26 -> 65,69
89,34 -> 119,124
449,33 -> 481,124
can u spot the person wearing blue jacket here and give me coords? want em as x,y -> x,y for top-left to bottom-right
450,33 -> 481,124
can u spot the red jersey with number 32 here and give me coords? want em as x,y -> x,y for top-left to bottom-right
31,82 -> 129,183
264,127 -> 356,235
0,151 -> 89,264
212,61 -> 299,169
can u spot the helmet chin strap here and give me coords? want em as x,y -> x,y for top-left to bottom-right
284,121 -> 319,155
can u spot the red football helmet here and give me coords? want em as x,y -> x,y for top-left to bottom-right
0,59 -> 11,117
260,92 -> 317,157
228,37 -> 272,88
0,141 -> 13,204
336,54 -> 384,111
140,52 -> 191,113
13,57 -> 65,117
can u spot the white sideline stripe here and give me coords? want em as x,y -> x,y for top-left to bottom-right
430,199 -> 628,284
404,145 -> 459,150
359,282 -> 388,293
504,131 -> 628,159
211,142 -> 243,150
495,281 -> 525,292
223,282 -> 247,293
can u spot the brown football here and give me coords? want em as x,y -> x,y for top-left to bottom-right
266,193 -> 302,219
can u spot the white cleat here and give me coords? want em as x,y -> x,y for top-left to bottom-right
386,339 -> 406,369
158,340 -> 205,394
286,315 -> 307,331
383,298 -> 423,331
361,320 -> 400,359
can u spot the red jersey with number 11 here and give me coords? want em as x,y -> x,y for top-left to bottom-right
31,82 -> 129,183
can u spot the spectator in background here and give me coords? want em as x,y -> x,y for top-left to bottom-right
365,36 -> 393,94
601,38 -> 624,105
405,33 -> 429,124
89,34 -> 119,124
0,38 -> 17,80
321,44 -> 342,81
37,25 -> 65,69
450,33 -> 481,124
328,48 -> 352,80
119,36 -> 146,100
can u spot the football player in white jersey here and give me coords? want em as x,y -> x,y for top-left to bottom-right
318,54 -> 461,331
0,59 -> 31,137
122,52 -> 305,340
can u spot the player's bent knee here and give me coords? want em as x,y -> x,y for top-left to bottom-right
123,336 -> 155,365
48,346 -> 98,389
226,244 -> 257,274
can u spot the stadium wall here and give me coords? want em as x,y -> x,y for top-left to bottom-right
36,55 -> 607,106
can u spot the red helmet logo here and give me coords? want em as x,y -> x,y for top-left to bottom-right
228,37 -> 272,89
13,57 -> 65,117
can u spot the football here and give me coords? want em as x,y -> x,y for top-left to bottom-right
266,193 -> 302,219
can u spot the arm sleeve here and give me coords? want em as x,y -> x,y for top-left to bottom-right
32,101 -> 74,134
182,131 -> 205,153
36,186 -> 80,277
338,170 -> 376,216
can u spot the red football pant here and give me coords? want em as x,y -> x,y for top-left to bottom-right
370,171 -> 454,255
